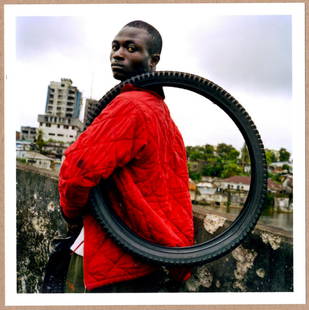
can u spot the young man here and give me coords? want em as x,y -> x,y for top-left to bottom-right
59,20 -> 194,293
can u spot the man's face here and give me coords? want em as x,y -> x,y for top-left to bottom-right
110,27 -> 155,81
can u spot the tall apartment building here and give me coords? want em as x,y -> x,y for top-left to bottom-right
37,78 -> 83,144
83,98 -> 100,127
45,78 -> 81,118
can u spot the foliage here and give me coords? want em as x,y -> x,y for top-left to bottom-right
268,172 -> 281,183
201,157 -> 223,177
17,158 -> 27,164
264,192 -> 275,210
189,171 -> 202,182
186,143 -> 242,179
279,148 -> 291,162
216,143 -> 239,161
265,149 -> 277,164
186,143 -> 290,181
282,164 -> 291,173
186,144 -> 215,161
221,161 -> 242,178
35,129 -> 47,153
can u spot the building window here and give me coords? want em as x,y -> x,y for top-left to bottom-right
69,135 -> 74,138
57,124 -> 60,128
64,125 -> 69,129
48,133 -> 55,136
46,123 -> 51,127
57,134 -> 64,137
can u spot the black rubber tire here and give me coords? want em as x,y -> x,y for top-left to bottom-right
88,71 -> 268,266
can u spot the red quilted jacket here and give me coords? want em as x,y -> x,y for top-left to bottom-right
59,84 -> 194,290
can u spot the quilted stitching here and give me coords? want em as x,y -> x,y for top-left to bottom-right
59,86 -> 194,290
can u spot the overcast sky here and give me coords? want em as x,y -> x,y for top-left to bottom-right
10,4 -> 295,152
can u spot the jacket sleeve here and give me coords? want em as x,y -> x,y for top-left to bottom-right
58,96 -> 147,219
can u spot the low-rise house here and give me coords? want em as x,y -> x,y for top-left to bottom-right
17,151 -> 55,170
195,181 -> 227,207
217,176 -> 251,192
190,174 -> 291,211
268,161 -> 293,174
216,176 -> 250,208
41,140 -> 70,158
267,178 -> 282,194
16,140 -> 33,157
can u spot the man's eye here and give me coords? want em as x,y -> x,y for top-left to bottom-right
127,46 -> 136,52
112,44 -> 118,51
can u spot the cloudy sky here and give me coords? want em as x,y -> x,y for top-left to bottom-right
7,4 -> 302,153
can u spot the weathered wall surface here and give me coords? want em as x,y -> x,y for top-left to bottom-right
16,164 -> 293,293
16,164 -> 67,293
189,212 -> 292,292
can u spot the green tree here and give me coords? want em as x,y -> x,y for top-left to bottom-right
186,144 -> 215,161
35,129 -> 46,153
202,157 -> 224,177
216,143 -> 239,161
279,148 -> 291,162
221,161 -> 242,178
265,149 -> 277,164
204,144 -> 215,156
187,143 -> 244,178
189,171 -> 201,182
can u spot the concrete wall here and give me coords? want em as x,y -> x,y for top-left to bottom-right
16,164 -> 67,293
190,210 -> 292,292
16,163 -> 293,293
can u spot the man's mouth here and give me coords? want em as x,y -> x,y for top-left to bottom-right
111,63 -> 125,70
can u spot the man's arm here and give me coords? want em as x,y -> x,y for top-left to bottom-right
58,97 -> 147,219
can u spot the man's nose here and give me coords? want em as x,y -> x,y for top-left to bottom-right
112,47 -> 125,60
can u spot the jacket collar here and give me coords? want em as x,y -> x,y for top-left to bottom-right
120,83 -> 165,100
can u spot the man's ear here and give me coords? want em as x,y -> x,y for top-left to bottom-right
150,54 -> 160,70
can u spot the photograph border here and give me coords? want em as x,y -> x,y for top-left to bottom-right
1,1 -> 307,309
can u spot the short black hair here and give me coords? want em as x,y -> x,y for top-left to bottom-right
124,20 -> 162,55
